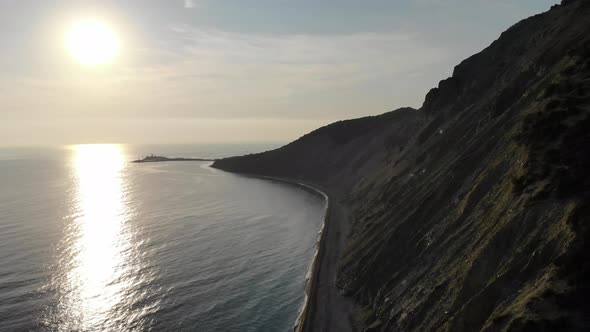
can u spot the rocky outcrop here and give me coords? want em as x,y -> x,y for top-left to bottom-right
213,0 -> 590,330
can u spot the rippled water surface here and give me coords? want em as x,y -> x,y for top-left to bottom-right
0,144 -> 324,331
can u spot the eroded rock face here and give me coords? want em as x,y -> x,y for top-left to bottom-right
213,0 -> 590,330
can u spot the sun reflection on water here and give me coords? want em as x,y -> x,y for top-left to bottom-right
58,144 -> 134,330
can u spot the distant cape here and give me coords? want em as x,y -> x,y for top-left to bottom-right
132,155 -> 215,163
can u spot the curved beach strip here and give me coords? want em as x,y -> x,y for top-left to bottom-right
233,174 -> 355,332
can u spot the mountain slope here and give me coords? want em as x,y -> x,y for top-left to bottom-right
213,107 -> 423,194
212,1 -> 590,330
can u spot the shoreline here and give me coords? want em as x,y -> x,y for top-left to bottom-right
216,170 -> 354,332
233,175 -> 328,332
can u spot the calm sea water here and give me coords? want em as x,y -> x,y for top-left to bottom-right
0,144 -> 325,331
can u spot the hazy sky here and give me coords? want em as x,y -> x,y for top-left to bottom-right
0,0 -> 558,146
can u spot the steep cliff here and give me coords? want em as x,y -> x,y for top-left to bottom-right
212,1 -> 590,330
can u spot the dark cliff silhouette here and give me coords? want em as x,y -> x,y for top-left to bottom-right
214,1 -> 590,330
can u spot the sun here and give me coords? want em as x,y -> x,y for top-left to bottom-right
67,20 -> 119,66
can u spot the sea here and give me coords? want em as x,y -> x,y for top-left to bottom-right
0,144 -> 325,331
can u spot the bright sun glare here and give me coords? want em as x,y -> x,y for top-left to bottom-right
67,20 -> 119,66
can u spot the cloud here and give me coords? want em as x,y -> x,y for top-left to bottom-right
184,0 -> 195,9
163,25 -> 452,86
0,26 -> 455,124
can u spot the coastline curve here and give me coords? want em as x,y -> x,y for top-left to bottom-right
235,175 -> 329,332
209,166 -> 356,332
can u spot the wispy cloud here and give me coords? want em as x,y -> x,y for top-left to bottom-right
152,26 -> 453,115
0,26 -> 454,123
183,0 -> 195,9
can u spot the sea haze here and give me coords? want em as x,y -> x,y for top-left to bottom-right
0,144 -> 325,331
